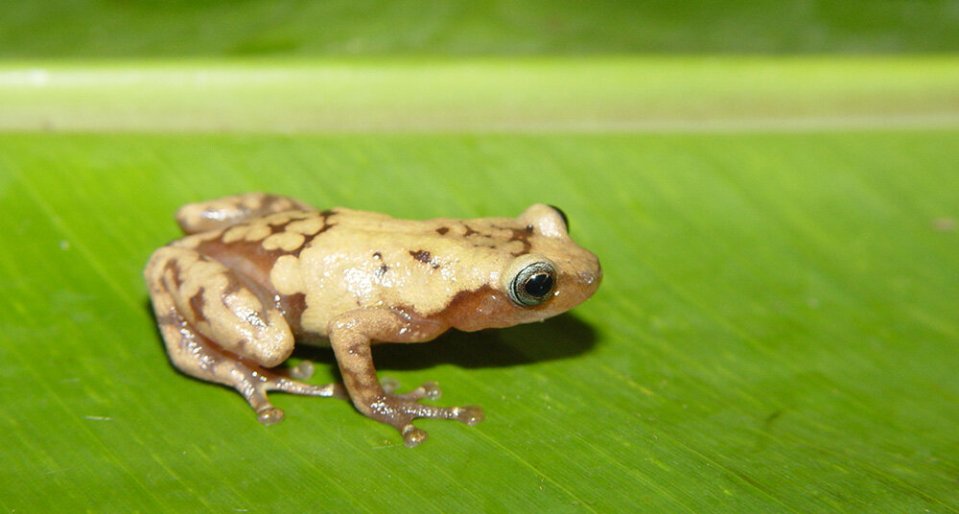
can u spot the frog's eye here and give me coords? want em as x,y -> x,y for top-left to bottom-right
508,260 -> 556,307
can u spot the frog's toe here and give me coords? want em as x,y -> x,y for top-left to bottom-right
400,381 -> 442,401
417,381 -> 442,400
243,368 -> 345,424
270,377 -> 346,399
256,406 -> 285,425
453,405 -> 484,426
401,424 -> 429,448
287,360 -> 315,380
381,380 -> 442,401
380,377 -> 400,394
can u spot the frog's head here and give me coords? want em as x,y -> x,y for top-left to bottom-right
443,204 -> 602,331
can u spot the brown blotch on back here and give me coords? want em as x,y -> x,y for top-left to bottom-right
410,250 -> 431,263
199,209 -> 337,265
293,209 -> 337,256
372,252 -> 390,276
198,237 -> 285,289
436,227 -> 450,235
268,218 -> 294,234
507,226 -> 534,256
410,249 -> 441,269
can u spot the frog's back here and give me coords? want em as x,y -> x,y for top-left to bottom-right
288,209 -> 529,325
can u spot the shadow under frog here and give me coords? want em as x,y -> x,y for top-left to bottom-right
369,312 -> 598,371
144,193 -> 601,446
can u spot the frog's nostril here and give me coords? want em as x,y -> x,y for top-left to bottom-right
579,271 -> 598,286
579,261 -> 602,288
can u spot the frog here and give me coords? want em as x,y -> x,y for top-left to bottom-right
144,193 -> 601,446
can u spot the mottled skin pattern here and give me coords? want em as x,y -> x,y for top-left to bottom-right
145,193 -> 601,446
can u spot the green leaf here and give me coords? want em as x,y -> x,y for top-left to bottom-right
1,57 -> 957,132
1,58 -> 958,512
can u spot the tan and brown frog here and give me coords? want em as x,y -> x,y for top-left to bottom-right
145,193 -> 601,446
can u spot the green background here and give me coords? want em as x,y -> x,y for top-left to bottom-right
2,0 -> 959,56
1,1 -> 958,512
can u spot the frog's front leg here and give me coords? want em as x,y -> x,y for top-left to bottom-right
329,309 -> 484,447
145,246 -> 344,423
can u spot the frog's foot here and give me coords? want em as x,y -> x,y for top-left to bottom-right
366,393 -> 484,447
148,245 -> 347,425
327,309 -> 485,446
151,306 -> 345,426
240,366 -> 348,425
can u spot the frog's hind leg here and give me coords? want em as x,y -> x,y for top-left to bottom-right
176,193 -> 313,234
145,246 -> 344,425
151,302 -> 345,424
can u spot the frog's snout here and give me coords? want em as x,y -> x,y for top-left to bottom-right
582,256 -> 602,284
580,255 -> 602,287
567,259 -> 601,307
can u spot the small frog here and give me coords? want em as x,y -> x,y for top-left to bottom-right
145,193 -> 601,446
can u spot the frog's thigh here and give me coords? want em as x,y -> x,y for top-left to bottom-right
146,246 -> 294,367
149,286 -> 340,424
176,193 -> 313,234
150,296 -> 279,419
147,247 -> 343,424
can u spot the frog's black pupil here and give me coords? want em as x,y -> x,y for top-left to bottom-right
524,272 -> 553,298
